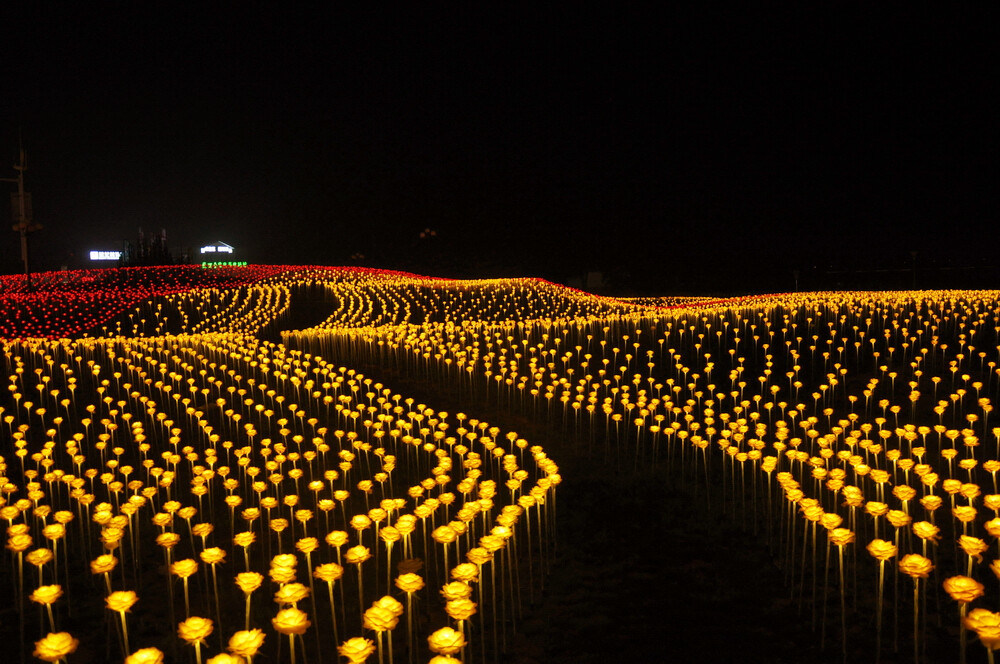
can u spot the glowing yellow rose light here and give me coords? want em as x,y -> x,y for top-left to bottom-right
233,531 -> 256,571
30,584 -> 63,632
205,654 -> 244,664
944,575 -> 985,604
344,544 -> 371,612
33,631 -> 79,663
124,646 -> 165,664
960,535 -> 991,576
273,582 -> 310,607
427,626 -> 467,656
338,637 -> 376,664
272,607 -> 311,664
227,628 -> 265,661
177,616 -> 213,664
440,581 -> 472,601
827,528 -> 854,659
866,538 -> 897,653
106,590 -> 140,653
899,552 -> 934,662
445,598 -> 477,622
966,608 -> 1000,652
171,558 -> 199,617
314,562 -> 345,646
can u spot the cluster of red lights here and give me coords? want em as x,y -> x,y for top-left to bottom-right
0,265 -> 436,339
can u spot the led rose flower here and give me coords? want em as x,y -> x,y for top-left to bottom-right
886,510 -> 911,529
920,494 -> 943,513
171,559 -> 199,578
178,616 -> 213,664
866,539 -> 897,562
363,604 -> 399,632
33,631 -> 79,662
344,545 -> 371,565
29,584 -> 63,606
899,553 -> 934,579
313,561 -> 345,644
440,581 -> 472,601
819,513 -> 843,531
200,547 -> 226,565
156,532 -> 181,549
124,646 -> 165,664
338,637 -> 375,663
374,595 -> 403,617
106,590 -> 139,612
445,598 -> 477,621
325,530 -> 349,548
965,608 -> 1000,650
235,571 -> 264,594
30,584 -> 63,632
827,528 -> 855,547
867,537 -> 897,654
960,535 -> 990,563
178,616 -> 214,644
272,607 -> 311,635
205,654 -> 244,664
233,531 -> 256,548
912,521 -> 941,543
26,547 -> 54,570
395,573 -> 424,593
350,514 -> 372,533
107,590 -> 139,653
313,562 -> 343,583
427,657 -> 462,664
269,565 -> 296,584
427,626 -> 467,655
274,582 -> 310,607
450,562 -> 479,583
295,537 -> 319,555
944,575 -> 985,604
466,547 -> 492,566
7,532 -> 32,553
432,525 -> 458,544
865,501 -> 888,517
227,628 -> 265,659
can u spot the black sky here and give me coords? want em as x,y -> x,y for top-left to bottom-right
0,5 -> 996,293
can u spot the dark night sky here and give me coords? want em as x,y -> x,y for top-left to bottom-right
0,4 -> 996,293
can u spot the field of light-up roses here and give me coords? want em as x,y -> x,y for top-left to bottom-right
3,264 -> 1000,663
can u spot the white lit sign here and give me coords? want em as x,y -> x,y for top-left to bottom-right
201,245 -> 233,254
89,250 -> 121,261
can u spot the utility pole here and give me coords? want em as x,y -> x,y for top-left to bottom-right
1,139 -> 40,289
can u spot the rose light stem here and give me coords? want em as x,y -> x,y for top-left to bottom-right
119,610 -> 130,654
357,563 -> 365,624
913,578 -> 920,664
959,603 -> 968,664
327,582 -> 340,650
838,544 -> 847,664
876,560 -> 885,662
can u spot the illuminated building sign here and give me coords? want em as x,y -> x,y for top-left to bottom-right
200,242 -> 234,254
89,250 -> 122,261
202,261 -> 247,268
